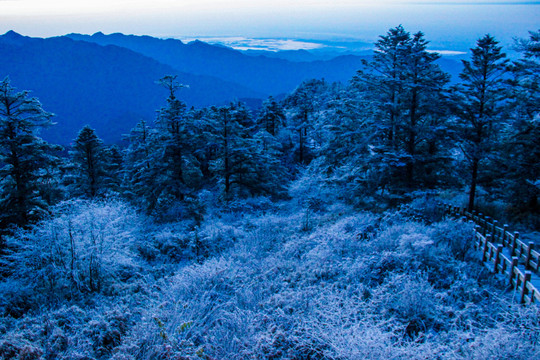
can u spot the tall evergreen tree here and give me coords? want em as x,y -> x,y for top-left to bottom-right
104,145 -> 124,194
69,125 -> 107,198
0,77 -> 60,228
401,32 -> 451,187
502,30 -> 540,216
451,34 -> 509,211
204,101 -> 284,198
209,103 -> 255,197
350,26 -> 451,193
154,75 -> 202,200
257,96 -> 286,137
284,79 -> 328,164
123,119 -> 161,210
354,25 -> 411,151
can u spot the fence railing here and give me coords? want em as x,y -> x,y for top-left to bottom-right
442,204 -> 540,304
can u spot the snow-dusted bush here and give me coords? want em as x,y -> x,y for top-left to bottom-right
145,222 -> 195,262
430,220 -> 475,261
0,279 -> 35,318
400,192 -> 446,224
464,305 -> 540,360
2,199 -> 145,302
369,273 -> 442,336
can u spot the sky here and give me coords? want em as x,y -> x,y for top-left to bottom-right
1,0 -> 539,51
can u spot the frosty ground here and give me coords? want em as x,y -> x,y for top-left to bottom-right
1,193 -> 539,360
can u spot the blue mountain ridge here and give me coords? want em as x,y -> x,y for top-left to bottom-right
1,31 -> 463,144
0,32 -> 264,144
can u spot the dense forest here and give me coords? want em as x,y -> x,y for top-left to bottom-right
0,26 -> 539,359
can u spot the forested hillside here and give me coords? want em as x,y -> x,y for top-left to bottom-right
0,26 -> 539,359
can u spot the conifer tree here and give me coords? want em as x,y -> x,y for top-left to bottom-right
257,96 -> 285,136
70,125 -> 107,198
284,79 -> 328,164
350,26 -> 450,193
354,25 -> 411,151
401,32 -> 450,187
209,103 -> 255,197
0,77 -> 60,228
209,102 -> 287,198
503,30 -> 540,215
123,119 -> 161,210
451,34 -> 508,211
154,75 -> 202,201
104,145 -> 123,194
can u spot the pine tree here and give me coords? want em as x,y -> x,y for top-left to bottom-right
154,75 -> 202,200
208,102 -> 287,198
401,31 -> 451,187
69,125 -> 107,198
350,26 -> 451,193
123,119 -> 161,210
209,103 -> 255,197
502,30 -> 540,216
318,89 -> 381,200
284,79 -> 328,164
104,145 -> 123,194
354,25 -> 411,151
0,77 -> 61,228
451,34 -> 509,211
257,96 -> 285,136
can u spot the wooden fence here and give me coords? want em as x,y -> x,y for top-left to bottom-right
442,204 -> 540,304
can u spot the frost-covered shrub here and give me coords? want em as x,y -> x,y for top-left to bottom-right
348,251 -> 413,287
84,310 -> 131,358
225,196 -> 277,214
151,195 -> 204,225
197,217 -> 244,258
369,273 -> 442,336
147,223 -> 195,262
1,196 -> 537,360
0,279 -> 36,318
3,199 -> 144,300
0,339 -> 20,360
238,213 -> 298,257
430,220 -> 475,261
130,258 -> 240,359
289,162 -> 340,207
372,222 -> 428,252
400,192 -> 445,224
466,324 -> 540,359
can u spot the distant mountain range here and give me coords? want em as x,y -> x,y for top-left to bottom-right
1,31 -> 463,144
0,31 -> 262,143
64,32 -> 374,96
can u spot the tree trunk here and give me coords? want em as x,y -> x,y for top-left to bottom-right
468,158 -> 479,212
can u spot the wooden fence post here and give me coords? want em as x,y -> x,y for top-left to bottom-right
494,244 -> 503,274
473,225 -> 481,249
525,242 -> 535,270
502,224 -> 509,246
511,232 -> 519,257
481,215 -> 487,236
520,271 -> 532,304
492,220 -> 498,239
482,235 -> 491,262
509,257 -> 519,286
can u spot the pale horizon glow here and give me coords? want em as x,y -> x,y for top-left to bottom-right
1,0 -> 538,50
